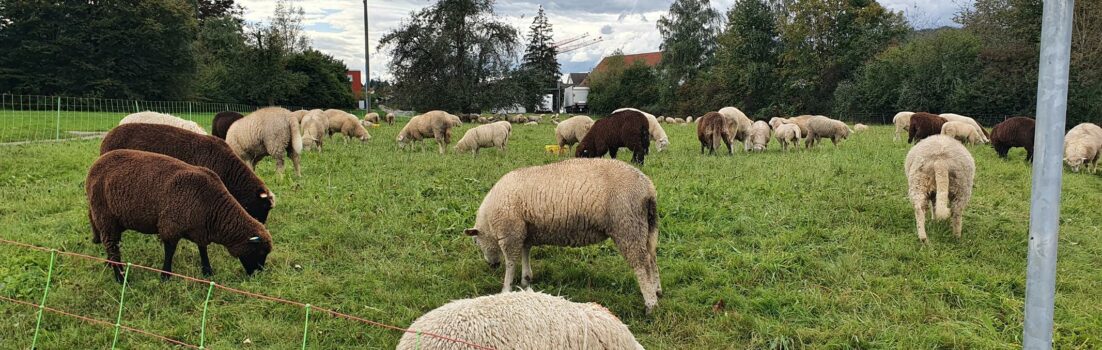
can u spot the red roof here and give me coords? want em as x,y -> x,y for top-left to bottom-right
581,51 -> 662,86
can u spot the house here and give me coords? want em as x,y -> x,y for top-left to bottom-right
579,51 -> 662,87
347,70 -> 364,109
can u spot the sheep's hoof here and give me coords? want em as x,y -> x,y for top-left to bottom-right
160,272 -> 172,281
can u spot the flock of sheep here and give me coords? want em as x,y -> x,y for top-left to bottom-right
76,105 -> 1099,349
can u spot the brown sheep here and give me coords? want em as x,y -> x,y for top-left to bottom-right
991,116 -> 1036,161
212,111 -> 244,140
908,112 -> 948,143
100,123 -> 275,225
575,110 -> 651,165
87,150 -> 273,282
697,112 -> 735,155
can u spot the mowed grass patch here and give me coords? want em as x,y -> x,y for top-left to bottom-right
0,121 -> 1100,349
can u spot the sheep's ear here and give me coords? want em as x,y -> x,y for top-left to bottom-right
249,236 -> 262,244
464,229 -> 479,236
259,192 -> 269,199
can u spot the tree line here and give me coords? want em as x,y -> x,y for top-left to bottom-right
0,0 -> 355,109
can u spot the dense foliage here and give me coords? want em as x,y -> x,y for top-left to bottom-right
520,6 -> 561,112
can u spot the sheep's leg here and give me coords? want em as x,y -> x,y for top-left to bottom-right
521,245 -> 533,287
609,147 -> 619,159
104,239 -> 125,283
272,153 -> 285,174
950,198 -> 967,239
498,239 -> 523,293
610,228 -> 660,315
911,193 -> 929,243
290,151 -> 302,177
160,239 -> 179,281
198,245 -> 213,276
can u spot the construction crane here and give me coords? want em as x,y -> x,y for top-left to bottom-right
557,36 -> 603,54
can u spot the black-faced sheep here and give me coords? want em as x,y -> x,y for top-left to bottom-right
893,111 -> 915,142
226,107 -> 303,176
991,116 -> 1036,161
397,111 -> 463,154
87,150 -> 273,281
1064,122 -> 1102,172
575,110 -> 651,165
455,121 -> 511,154
555,115 -> 594,153
120,111 -> 206,135
100,123 -> 275,225
465,158 -> 661,313
905,135 -> 975,243
396,291 -> 644,350
212,111 -> 244,140
697,112 -> 735,155
805,116 -> 851,148
908,112 -> 948,143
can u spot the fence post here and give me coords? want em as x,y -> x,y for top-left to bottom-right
134,101 -> 139,113
54,97 -> 61,140
301,304 -> 312,350
110,263 -> 132,350
198,282 -> 215,349
30,249 -> 57,350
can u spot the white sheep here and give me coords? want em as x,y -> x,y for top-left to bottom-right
455,121 -> 511,154
939,113 -> 989,143
289,110 -> 309,124
613,107 -> 670,152
672,118 -> 686,124
804,116 -> 851,148
397,110 -> 463,154
768,117 -> 791,130
396,291 -> 643,350
363,112 -> 380,124
465,158 -> 661,314
905,135 -> 975,243
225,107 -> 303,176
555,115 -> 595,153
774,123 -> 802,151
322,109 -> 371,142
528,114 -> 543,124
119,111 -> 207,135
525,121 -> 538,126
940,121 -> 983,145
686,116 -> 694,123
1064,123 -> 1102,173
300,109 -> 327,152
718,107 -> 753,151
854,123 -> 869,133
788,115 -> 814,138
893,111 -> 915,142
748,120 -> 771,151
508,114 -> 528,124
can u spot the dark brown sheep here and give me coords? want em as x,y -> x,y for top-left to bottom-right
86,150 -> 274,282
576,110 -> 651,165
212,111 -> 244,140
991,116 -> 1036,161
697,112 -> 734,155
908,112 -> 948,143
101,123 -> 275,223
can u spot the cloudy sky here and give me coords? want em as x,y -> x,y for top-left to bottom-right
237,0 -> 975,83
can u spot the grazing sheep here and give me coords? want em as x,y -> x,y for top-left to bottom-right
465,158 -> 661,313
748,120 -> 771,151
718,107 -> 754,151
774,123 -> 802,151
385,112 -> 396,125
300,109 -> 327,151
363,112 -> 380,124
893,111 -> 915,142
657,116 -> 667,123
854,123 -> 869,133
768,117 -> 791,130
555,115 -> 595,153
119,111 -> 207,135
672,118 -> 686,124
697,112 -> 735,155
686,116 -> 694,123
397,110 -> 464,154
476,116 -> 489,124
905,135 -> 975,243
908,113 -> 948,143
212,111 -> 244,139
508,114 -> 528,124
322,109 -> 371,142
614,108 -> 670,152
397,291 -> 644,350
226,107 -> 303,176
939,113 -> 990,143
87,150 -> 273,282
289,110 -> 309,124
576,110 -> 651,165
1064,123 -> 1102,173
455,121 -> 511,154
525,121 -> 538,126
100,123 -> 275,227
941,121 -> 984,145
788,115 -> 814,138
527,114 -> 543,124
991,116 -> 1036,161
805,116 -> 851,148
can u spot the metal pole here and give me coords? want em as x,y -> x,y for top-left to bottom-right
363,0 -> 371,112
1024,0 -> 1075,348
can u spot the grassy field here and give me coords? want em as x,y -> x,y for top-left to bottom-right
0,117 -> 1100,349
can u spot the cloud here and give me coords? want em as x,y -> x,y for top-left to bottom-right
600,25 -> 614,35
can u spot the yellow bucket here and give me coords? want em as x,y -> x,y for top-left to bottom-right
371,124 -> 380,128
545,145 -> 563,155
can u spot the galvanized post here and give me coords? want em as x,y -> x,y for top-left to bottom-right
54,97 -> 61,140
363,0 -> 371,112
1024,0 -> 1075,348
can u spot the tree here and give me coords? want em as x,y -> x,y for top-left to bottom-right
379,0 -> 520,113
197,0 -> 243,21
285,50 -> 355,108
520,6 -> 560,112
195,16 -> 249,102
587,51 -> 660,114
708,0 -> 781,116
656,0 -> 721,112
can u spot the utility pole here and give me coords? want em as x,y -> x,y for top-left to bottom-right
363,0 -> 371,111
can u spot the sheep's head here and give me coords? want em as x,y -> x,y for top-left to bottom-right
248,190 -> 275,223
236,236 -> 271,275
656,138 -> 670,152
464,228 -> 501,268
1065,157 -> 1085,172
396,135 -> 408,148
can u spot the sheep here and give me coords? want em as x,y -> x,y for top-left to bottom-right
774,123 -> 802,151
893,111 -> 915,142
119,111 -> 207,135
905,135 -> 975,243
787,115 -> 814,137
100,123 -> 275,227
555,115 -> 595,153
854,123 -> 869,133
672,118 -> 686,124
718,107 -> 754,151
363,112 -> 380,124
465,158 -> 661,313
476,116 -> 489,124
385,112 -> 396,125
805,116 -> 851,148
226,107 -> 303,176
322,109 -> 371,142
1064,123 -> 1102,173
686,116 -> 694,123
748,120 -> 771,151
300,109 -> 327,152
613,107 -> 670,152
87,150 -> 273,282
768,117 -> 791,130
508,114 -> 528,124
455,121 -> 511,154
907,113 -> 948,143
657,116 -> 667,123
527,114 -> 543,124
697,112 -> 735,155
212,111 -> 244,140
396,291 -> 644,350
939,113 -> 990,143
525,121 -> 538,126
397,110 -> 463,154
289,110 -> 309,124
991,116 -> 1036,161
576,109 -> 651,165
941,121 -> 984,145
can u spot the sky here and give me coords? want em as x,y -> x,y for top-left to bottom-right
237,0 -> 975,83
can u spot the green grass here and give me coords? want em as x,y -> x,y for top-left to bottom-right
1,118 -> 1100,349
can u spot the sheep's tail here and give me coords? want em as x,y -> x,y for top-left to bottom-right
934,161 -> 951,220
289,117 -> 304,154
645,196 -> 658,256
